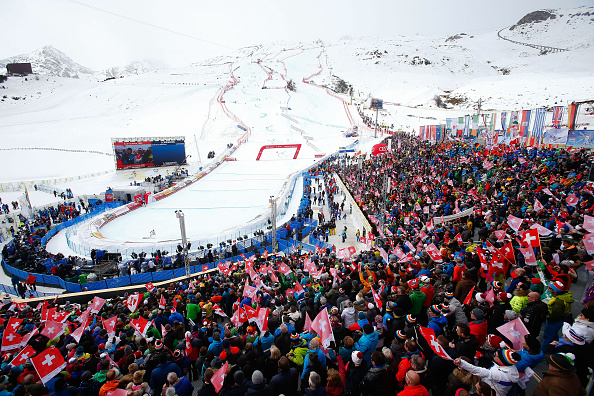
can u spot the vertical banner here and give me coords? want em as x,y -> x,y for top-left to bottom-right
500,112 -> 507,131
567,103 -> 578,130
458,117 -> 464,138
463,115 -> 470,137
552,106 -> 564,128
520,110 -> 532,143
435,125 -> 442,142
471,115 -> 479,137
419,126 -> 424,140
530,108 -> 546,147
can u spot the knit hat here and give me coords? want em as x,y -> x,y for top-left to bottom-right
409,279 -> 419,289
395,330 -> 406,341
472,308 -> 485,320
531,277 -> 541,285
154,340 -> 164,351
492,281 -> 503,291
252,370 -> 264,385
222,339 -> 230,348
75,346 -> 84,357
211,356 -> 223,370
563,324 -> 586,345
367,302 -> 374,310
290,332 -> 300,341
486,334 -> 507,349
444,291 -> 454,300
549,280 -> 564,293
497,292 -> 511,302
497,349 -> 521,366
351,351 -> 364,365
429,305 -> 441,316
545,353 -> 576,373
440,304 -> 450,314
405,314 -> 417,325
505,310 -> 519,321
233,370 -> 245,385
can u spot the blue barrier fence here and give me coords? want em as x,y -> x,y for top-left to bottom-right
1,172 -> 325,294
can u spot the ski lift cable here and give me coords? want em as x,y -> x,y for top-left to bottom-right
65,0 -> 233,50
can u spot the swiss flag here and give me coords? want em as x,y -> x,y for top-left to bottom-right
230,308 -> 247,327
130,316 -> 150,337
21,327 -> 38,346
202,265 -> 209,272
256,307 -> 269,332
530,223 -> 553,236
31,347 -> 66,385
172,298 -> 178,313
519,247 -> 537,265
145,282 -> 155,293
259,264 -> 268,275
48,310 -> 69,323
243,279 -> 257,298
213,304 -> 227,317
392,246 -> 405,258
161,325 -> 168,337
2,318 -> 23,351
454,233 -> 463,246
70,323 -> 86,343
496,318 -> 530,350
583,233 -> 594,254
185,332 -> 192,356
270,272 -> 279,283
102,316 -> 117,336
11,345 -> 35,367
398,253 -> 413,263
484,289 -> 495,307
499,242 -> 516,263
521,228 -> 540,248
566,194 -> 579,207
311,309 -> 334,348
294,281 -> 304,293
89,296 -> 105,313
243,305 -> 258,322
348,246 -> 356,256
425,243 -> 442,262
584,215 -> 594,233
463,286 -> 475,306
534,199 -> 544,212
126,293 -> 142,313
494,230 -> 506,242
304,312 -> 313,332
419,326 -> 452,360
211,361 -> 229,393
159,294 -> 166,309
277,263 -> 291,275
41,321 -> 65,340
584,260 -> 594,273
77,307 -> 91,325
371,286 -> 383,310
507,215 -> 523,232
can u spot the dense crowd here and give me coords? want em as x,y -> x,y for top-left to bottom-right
0,137 -> 593,396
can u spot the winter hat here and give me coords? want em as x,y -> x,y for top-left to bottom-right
367,302 -> 374,310
444,291 -> 454,300
222,339 -> 230,348
486,334 -> 507,349
429,305 -> 441,316
492,281 -> 503,291
440,304 -> 451,314
405,314 -> 417,325
409,279 -> 419,289
563,324 -> 586,345
475,293 -> 486,303
545,353 -> 576,373
290,332 -> 300,341
75,346 -> 85,357
393,307 -> 405,318
211,357 -> 223,370
497,349 -> 521,366
497,292 -> 511,302
549,281 -> 564,293
395,330 -> 406,341
472,308 -> 485,320
358,312 -> 366,320
351,351 -> 364,365
252,370 -> 264,385
531,278 -> 541,284
233,370 -> 245,385
505,310 -> 519,321
154,340 -> 164,351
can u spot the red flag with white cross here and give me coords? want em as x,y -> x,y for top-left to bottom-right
311,309 -> 334,348
519,247 -> 537,265
145,282 -> 155,293
371,286 -> 383,310
1,318 -> 23,351
89,296 -> 106,314
126,293 -> 142,313
102,316 -> 117,336
521,228 -> 540,248
10,345 -> 35,367
584,215 -> 594,233
507,215 -> 523,232
41,321 -> 65,340
211,361 -> 229,393
31,347 -> 66,384
419,326 -> 452,360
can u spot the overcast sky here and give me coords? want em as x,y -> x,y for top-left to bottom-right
1,0 -> 591,69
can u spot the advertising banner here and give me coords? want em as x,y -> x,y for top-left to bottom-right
566,130 -> 594,148
543,128 -> 569,146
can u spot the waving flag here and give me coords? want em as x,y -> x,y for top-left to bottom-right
31,347 -> 66,385
145,282 -> 155,293
582,233 -> 594,254
425,243 -> 442,262
566,194 -> 579,207
211,361 -> 229,393
103,316 -> 117,336
41,321 -> 65,340
371,286 -> 383,310
11,345 -> 35,367
521,228 -> 540,248
497,318 -> 530,350
311,309 -> 334,348
70,323 -> 86,343
130,316 -> 150,338
126,293 -> 142,313
213,304 -> 227,318
507,215 -> 523,232
304,313 -> 313,332
2,318 -> 23,351
519,247 -> 537,265
552,106 -> 564,128
159,294 -> 166,310
419,326 -> 452,360
89,296 -> 106,313
584,215 -> 594,233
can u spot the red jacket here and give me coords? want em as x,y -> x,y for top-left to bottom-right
397,384 -> 430,396
469,319 -> 488,346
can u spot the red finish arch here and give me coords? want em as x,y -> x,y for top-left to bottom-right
256,144 -> 302,160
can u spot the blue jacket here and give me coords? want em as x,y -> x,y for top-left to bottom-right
207,339 -> 223,355
515,350 -> 544,372
301,348 -> 327,378
170,312 -> 184,324
427,315 -> 448,337
254,333 -> 275,354
354,331 -> 378,365
150,362 -> 181,392
174,376 -> 194,396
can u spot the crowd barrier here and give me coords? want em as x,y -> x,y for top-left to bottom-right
0,283 -> 58,298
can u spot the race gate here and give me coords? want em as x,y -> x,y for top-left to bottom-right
256,144 -> 302,160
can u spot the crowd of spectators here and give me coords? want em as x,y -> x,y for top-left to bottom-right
0,136 -> 593,396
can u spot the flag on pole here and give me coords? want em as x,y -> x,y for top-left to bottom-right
531,108 -> 546,146
31,347 -> 66,385
463,286 -> 475,305
311,309 -> 334,348
17,189 -> 34,219
419,326 -> 452,360
211,361 -> 229,393
496,318 -> 530,350
552,106 -> 564,128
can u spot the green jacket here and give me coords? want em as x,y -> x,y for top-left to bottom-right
547,291 -> 574,322
187,303 -> 200,321
288,345 -> 309,367
409,291 -> 426,315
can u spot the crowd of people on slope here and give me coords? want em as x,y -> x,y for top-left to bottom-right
0,138 -> 593,396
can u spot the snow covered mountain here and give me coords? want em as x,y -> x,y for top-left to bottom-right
0,46 -> 95,79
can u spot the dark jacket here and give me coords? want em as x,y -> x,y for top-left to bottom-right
269,368 -> 299,396
520,299 -> 548,336
532,370 -> 586,396
360,365 -> 395,396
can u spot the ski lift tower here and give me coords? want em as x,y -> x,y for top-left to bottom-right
370,98 -> 383,138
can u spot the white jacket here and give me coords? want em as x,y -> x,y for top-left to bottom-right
448,297 -> 468,325
460,359 -> 519,396
572,318 -> 594,343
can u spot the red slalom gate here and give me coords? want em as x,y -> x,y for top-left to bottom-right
256,144 -> 302,160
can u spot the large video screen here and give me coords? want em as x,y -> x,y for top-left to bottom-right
114,139 -> 186,169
